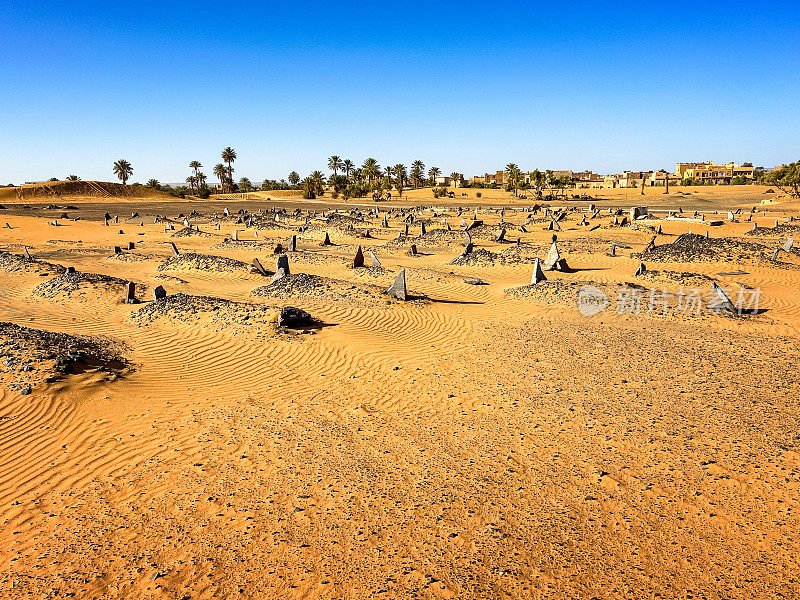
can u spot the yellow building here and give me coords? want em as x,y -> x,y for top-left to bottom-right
676,162 -> 758,183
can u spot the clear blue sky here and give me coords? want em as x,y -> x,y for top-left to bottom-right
1,1 -> 798,184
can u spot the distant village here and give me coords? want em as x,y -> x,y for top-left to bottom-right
450,162 -> 770,190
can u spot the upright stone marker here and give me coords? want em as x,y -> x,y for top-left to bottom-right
531,258 -> 547,284
125,281 -> 137,304
251,258 -> 267,276
353,246 -> 365,268
152,285 -> 167,300
386,269 -> 407,301
270,254 -> 290,284
370,251 -> 382,269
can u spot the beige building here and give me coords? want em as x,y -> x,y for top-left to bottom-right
676,162 -> 762,184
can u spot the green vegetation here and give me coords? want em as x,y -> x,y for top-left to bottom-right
761,161 -> 800,198
112,159 -> 133,185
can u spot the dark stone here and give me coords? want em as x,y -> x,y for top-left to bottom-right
531,257 -> 547,283
125,281 -> 137,303
353,245 -> 365,268
152,285 -> 167,300
277,306 -> 313,328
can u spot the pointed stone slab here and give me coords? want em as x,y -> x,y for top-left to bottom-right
22,247 -> 32,260
321,232 -> 332,246
386,269 -> 407,301
495,229 -> 506,242
531,257 -> 547,284
420,222 -> 427,236
710,282 -> 736,314
251,258 -> 267,276
370,251 -> 382,269
543,240 -> 560,270
353,245 -> 365,268
169,242 -> 180,257
771,246 -> 780,261
634,262 -> 647,276
288,235 -> 297,252
462,232 -> 472,246
783,237 -> 794,252
465,219 -> 483,231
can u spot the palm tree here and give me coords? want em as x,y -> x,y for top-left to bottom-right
342,159 -> 354,180
66,174 -> 80,181
112,159 -> 133,185
221,147 -> 236,191
428,166 -> 441,186
213,163 -> 227,192
410,160 -> 425,188
310,171 -> 326,196
189,160 -> 202,179
393,164 -> 407,189
186,175 -> 197,193
450,172 -> 461,188
362,158 -> 380,182
288,171 -> 300,186
328,156 -> 343,177
189,160 -> 202,190
147,178 -> 160,189
505,163 -> 521,195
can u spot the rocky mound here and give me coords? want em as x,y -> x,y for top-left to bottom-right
129,293 -> 285,335
0,250 -> 66,275
252,273 -> 401,307
158,252 -> 251,273
744,223 -> 800,236
31,271 -> 146,300
640,233 -> 769,263
0,321 -> 131,393
170,226 -> 217,238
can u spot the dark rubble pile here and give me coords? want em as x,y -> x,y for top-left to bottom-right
636,269 -> 716,287
252,272 -> 401,307
129,293 -> 281,330
31,271 -> 146,299
0,250 -> 66,275
106,252 -> 150,263
158,252 -> 251,273
0,321 -> 131,392
170,226 -> 217,238
744,223 -> 800,236
212,239 -> 269,250
504,280 -> 606,305
640,233 -> 769,263
448,248 -> 499,266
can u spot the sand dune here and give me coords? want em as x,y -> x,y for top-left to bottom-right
1,190 -> 799,598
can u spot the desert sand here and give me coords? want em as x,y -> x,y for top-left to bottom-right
1,182 -> 799,599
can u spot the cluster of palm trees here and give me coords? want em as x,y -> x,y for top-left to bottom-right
502,163 -> 572,198
291,156 -> 455,200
